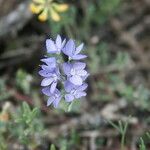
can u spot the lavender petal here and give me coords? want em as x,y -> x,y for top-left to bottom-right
72,54 -> 87,60
47,97 -> 54,106
65,94 -> 74,102
53,96 -> 61,108
63,63 -> 71,76
41,77 -> 53,86
75,92 -> 86,99
69,75 -> 82,85
75,43 -> 84,54
50,81 -> 57,93
73,62 -> 86,70
46,39 -> 57,53
77,83 -> 88,91
76,70 -> 87,76
64,81 -> 74,92
56,35 -> 62,49
42,87 -> 51,96
38,70 -> 53,77
62,39 -> 75,56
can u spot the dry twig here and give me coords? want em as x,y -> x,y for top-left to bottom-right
0,1 -> 32,38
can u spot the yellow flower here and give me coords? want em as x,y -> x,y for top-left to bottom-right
33,0 -> 45,4
52,3 -> 69,12
29,0 -> 69,22
30,3 -> 44,14
49,7 -> 60,22
38,8 -> 48,21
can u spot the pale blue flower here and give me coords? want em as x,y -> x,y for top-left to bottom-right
46,35 -> 66,54
64,81 -> 88,102
62,39 -> 87,60
42,87 -> 61,108
63,62 -> 87,85
39,35 -> 89,108
39,64 -> 60,93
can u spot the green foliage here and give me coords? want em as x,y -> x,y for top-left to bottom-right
58,98 -> 81,113
49,0 -> 122,39
113,51 -> 131,69
88,46 -> 101,74
109,74 -> 135,100
134,86 -> 150,110
90,73 -> 136,102
49,6 -> 76,36
15,102 -> 39,125
50,144 -> 56,150
139,132 -> 150,150
10,102 -> 43,146
1,0 -> 149,149
98,43 -> 110,65
0,134 -> 7,150
100,0 -> 121,13
146,132 -> 150,139
88,43 -> 134,103
58,98 -> 70,112
59,129 -> 80,150
88,43 -> 110,72
68,100 -> 81,112
16,69 -> 32,94
139,138 -> 146,150
0,79 -> 12,101
88,43 -> 130,74
81,0 -> 121,25
107,75 -> 150,110
0,102 -> 43,148
108,119 -> 129,150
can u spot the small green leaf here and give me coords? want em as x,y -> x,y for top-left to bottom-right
139,138 -> 146,150
50,144 -> 56,150
22,102 -> 31,114
68,100 -> 81,112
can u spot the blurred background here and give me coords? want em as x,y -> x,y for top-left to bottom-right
0,0 -> 150,149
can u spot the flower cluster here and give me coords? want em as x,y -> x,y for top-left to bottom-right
30,0 -> 68,22
39,35 -> 88,108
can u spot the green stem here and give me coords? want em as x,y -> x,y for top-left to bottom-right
64,24 -> 74,38
120,123 -> 128,150
121,132 -> 125,150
